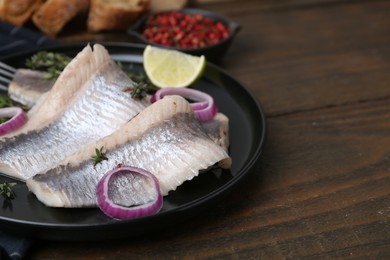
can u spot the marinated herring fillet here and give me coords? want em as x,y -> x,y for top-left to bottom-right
0,44 -> 149,180
7,69 -> 54,108
202,113 -> 229,153
7,44 -> 148,137
27,96 -> 232,208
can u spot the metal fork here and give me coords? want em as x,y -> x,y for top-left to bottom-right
0,61 -> 16,92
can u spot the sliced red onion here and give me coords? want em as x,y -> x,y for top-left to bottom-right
0,107 -> 27,136
97,166 -> 163,220
151,88 -> 218,121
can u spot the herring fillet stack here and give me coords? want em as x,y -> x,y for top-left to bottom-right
0,44 -> 231,208
0,44 -> 149,181
27,96 -> 231,208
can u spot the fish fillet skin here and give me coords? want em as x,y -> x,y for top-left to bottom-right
8,69 -> 54,108
8,44 -> 147,137
8,67 -> 230,151
202,113 -> 229,152
27,96 -> 231,208
201,113 -> 231,169
0,44 -> 149,180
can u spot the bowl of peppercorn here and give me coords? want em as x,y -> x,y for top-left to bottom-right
127,8 -> 241,63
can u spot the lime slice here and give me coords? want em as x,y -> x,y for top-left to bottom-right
143,45 -> 206,88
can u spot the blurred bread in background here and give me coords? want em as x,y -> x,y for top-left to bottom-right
0,0 -> 188,37
150,0 -> 187,12
87,0 -> 149,32
32,0 -> 89,36
0,0 -> 43,26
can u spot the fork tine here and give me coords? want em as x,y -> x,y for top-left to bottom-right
0,77 -> 9,91
0,61 -> 16,73
0,62 -> 16,92
0,68 -> 14,79
0,74 -> 11,83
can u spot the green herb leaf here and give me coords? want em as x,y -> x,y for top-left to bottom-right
130,82 -> 150,100
123,68 -> 158,100
116,61 -> 123,69
0,95 -> 14,108
0,117 -> 10,124
126,70 -> 149,83
0,182 -> 16,200
91,146 -> 108,166
25,51 -> 71,80
0,95 -> 15,124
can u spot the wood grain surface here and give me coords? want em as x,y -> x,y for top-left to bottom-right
28,0 -> 389,258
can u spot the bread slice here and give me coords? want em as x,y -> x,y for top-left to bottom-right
32,0 -> 89,37
0,0 -> 43,26
150,0 -> 187,12
87,0 -> 149,32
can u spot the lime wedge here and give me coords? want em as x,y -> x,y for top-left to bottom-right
143,45 -> 206,88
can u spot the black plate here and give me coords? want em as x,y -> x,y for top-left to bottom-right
0,43 -> 266,241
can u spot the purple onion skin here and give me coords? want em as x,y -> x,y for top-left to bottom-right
151,88 -> 217,121
0,107 -> 28,136
97,166 -> 163,220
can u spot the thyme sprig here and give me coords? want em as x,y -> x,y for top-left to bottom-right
124,63 -> 157,92
130,82 -> 149,100
0,117 -> 10,124
0,181 -> 16,200
0,95 -> 15,124
25,51 -> 71,80
0,95 -> 14,108
91,146 -> 108,167
126,70 -> 157,100
126,70 -> 149,84
122,70 -> 157,100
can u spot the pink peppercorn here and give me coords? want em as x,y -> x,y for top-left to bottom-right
142,11 -> 231,49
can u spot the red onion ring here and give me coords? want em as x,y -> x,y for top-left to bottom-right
151,88 -> 218,121
0,107 -> 27,136
97,166 -> 163,220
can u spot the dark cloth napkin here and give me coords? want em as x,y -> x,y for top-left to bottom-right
0,230 -> 32,260
0,21 -> 59,259
0,21 -> 59,59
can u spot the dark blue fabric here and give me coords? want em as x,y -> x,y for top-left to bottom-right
0,21 -> 59,58
0,21 -> 58,259
0,230 -> 32,259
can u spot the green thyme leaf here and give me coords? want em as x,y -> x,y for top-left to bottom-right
25,51 -> 71,80
0,117 -> 10,124
0,95 -> 15,124
127,70 -> 149,83
0,182 -> 16,200
0,95 -> 14,108
124,68 -> 158,99
130,82 -> 150,100
116,61 -> 123,69
91,146 -> 108,167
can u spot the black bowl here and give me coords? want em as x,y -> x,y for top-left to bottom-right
127,8 -> 241,63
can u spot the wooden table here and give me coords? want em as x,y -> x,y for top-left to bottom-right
30,0 -> 390,258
